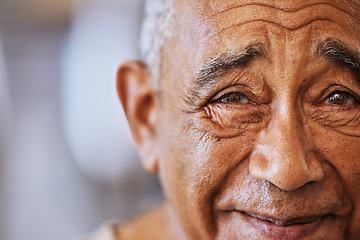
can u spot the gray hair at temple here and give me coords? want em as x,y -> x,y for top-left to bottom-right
139,0 -> 175,90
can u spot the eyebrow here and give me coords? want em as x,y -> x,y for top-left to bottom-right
316,38 -> 360,76
186,44 -> 265,105
195,44 -> 265,87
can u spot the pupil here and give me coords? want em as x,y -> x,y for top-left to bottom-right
226,93 -> 243,103
231,95 -> 240,101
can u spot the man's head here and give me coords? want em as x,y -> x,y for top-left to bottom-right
117,0 -> 360,239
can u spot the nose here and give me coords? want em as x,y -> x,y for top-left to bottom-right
249,103 -> 324,191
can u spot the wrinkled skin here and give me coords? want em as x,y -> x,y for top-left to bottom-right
119,0 -> 360,239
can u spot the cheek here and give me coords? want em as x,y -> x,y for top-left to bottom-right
172,114 -> 261,200
158,111 -> 259,238
312,127 -> 360,193
310,124 -> 360,221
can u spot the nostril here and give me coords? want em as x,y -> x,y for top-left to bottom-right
308,181 -> 316,186
303,181 -> 317,189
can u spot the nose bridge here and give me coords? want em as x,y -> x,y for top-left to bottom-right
249,100 -> 324,191
271,101 -> 304,162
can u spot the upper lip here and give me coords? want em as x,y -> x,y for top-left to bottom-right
244,211 -> 323,226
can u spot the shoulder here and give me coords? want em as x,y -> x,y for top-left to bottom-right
120,204 -> 174,240
81,204 -> 177,240
80,222 -> 121,240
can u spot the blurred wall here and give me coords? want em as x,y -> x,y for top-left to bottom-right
62,0 -> 143,185
0,28 -> 12,240
0,1 -> 163,240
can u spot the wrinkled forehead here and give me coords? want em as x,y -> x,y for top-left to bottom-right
176,0 -> 360,26
169,0 -> 360,67
187,0 -> 360,15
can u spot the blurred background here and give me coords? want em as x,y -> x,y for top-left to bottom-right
0,0 -> 163,239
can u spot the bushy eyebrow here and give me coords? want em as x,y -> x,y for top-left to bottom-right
195,44 -> 265,87
186,44 -> 265,105
316,38 -> 360,77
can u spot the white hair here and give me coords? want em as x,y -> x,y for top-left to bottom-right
139,0 -> 175,90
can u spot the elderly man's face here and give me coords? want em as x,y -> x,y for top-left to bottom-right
121,0 -> 360,239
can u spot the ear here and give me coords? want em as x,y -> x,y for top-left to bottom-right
117,61 -> 159,173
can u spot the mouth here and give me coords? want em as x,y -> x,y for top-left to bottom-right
245,212 -> 322,227
240,211 -> 325,239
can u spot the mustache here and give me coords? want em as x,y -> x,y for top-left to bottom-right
215,177 -> 352,219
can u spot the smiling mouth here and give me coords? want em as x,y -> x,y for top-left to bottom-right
244,211 -> 323,227
232,210 -> 326,239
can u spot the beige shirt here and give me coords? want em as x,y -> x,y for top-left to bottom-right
80,223 -> 121,240
80,205 -> 178,240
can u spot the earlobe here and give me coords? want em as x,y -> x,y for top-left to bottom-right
116,61 -> 159,173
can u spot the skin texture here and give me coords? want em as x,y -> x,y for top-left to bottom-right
117,0 -> 360,239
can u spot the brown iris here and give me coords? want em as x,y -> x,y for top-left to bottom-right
217,92 -> 250,104
326,91 -> 353,106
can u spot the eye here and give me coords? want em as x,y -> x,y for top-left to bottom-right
215,92 -> 250,104
325,90 -> 358,106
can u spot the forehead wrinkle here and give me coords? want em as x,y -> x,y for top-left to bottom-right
208,2 -> 348,17
202,3 -> 356,37
218,19 -> 336,36
202,0 -> 360,17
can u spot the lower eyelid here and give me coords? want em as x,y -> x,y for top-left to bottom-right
205,104 -> 268,125
308,108 -> 360,137
212,102 -> 255,110
309,105 -> 360,124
